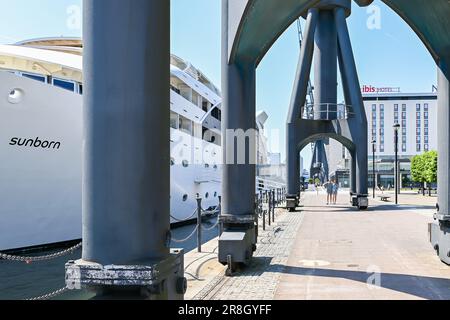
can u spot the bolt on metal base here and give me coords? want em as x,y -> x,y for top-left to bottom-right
65,249 -> 186,300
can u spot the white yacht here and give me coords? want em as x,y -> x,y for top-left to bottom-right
0,37 -> 270,251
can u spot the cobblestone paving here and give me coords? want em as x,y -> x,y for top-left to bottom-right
193,206 -> 304,300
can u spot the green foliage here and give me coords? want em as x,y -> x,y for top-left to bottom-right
423,150 -> 438,184
411,151 -> 438,184
411,154 -> 426,184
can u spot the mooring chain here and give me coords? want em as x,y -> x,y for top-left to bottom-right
170,207 -> 198,222
26,287 -> 69,301
201,219 -> 220,232
170,225 -> 199,243
0,242 -> 82,263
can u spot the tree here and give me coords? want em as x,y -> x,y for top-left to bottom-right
423,150 -> 438,196
411,154 -> 426,196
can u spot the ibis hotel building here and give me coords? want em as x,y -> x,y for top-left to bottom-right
327,88 -> 438,188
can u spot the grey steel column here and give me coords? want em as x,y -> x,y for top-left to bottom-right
287,9 -> 318,199
350,150 -> 357,194
219,0 -> 258,268
314,9 -> 338,120
437,65 -> 450,218
66,0 -> 185,300
221,61 -> 256,217
335,7 -> 368,196
430,61 -> 450,264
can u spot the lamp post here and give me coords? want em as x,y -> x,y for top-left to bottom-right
393,123 -> 401,204
372,139 -> 376,199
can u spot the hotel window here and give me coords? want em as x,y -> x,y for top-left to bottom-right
416,104 -> 421,112
380,145 -> 384,152
424,103 -> 429,112
372,104 -> 377,112
425,128 -> 429,135
402,136 -> 407,144
402,112 -> 407,119
417,144 -> 421,152
402,128 -> 406,135
402,104 -> 407,112
402,144 -> 407,152
424,120 -> 429,127
425,144 -> 429,151
416,136 -> 421,144
394,104 -> 399,111
425,136 -> 429,144
416,128 -> 421,135
424,112 -> 429,119
402,120 -> 407,127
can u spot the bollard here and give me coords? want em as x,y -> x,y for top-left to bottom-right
218,196 -> 223,236
268,191 -> 271,227
272,190 -> 276,223
197,197 -> 202,253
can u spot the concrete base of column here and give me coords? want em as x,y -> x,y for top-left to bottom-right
350,193 -> 369,210
430,220 -> 450,265
218,215 -> 257,272
65,249 -> 186,300
286,195 -> 299,212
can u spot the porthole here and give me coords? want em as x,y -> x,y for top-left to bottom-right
8,88 -> 24,104
183,194 -> 188,202
214,192 -> 218,198
205,193 -> 209,199
205,164 -> 210,168
170,158 -> 175,166
182,160 -> 189,168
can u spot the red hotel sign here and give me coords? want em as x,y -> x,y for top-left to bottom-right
361,85 -> 401,94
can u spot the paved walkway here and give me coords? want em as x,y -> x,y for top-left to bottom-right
275,191 -> 450,300
190,191 -> 450,300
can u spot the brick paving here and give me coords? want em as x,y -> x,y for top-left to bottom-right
192,191 -> 450,300
193,205 -> 304,300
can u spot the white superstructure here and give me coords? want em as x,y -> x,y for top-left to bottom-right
0,38 -> 233,251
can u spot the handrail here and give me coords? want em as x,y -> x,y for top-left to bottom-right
301,103 -> 355,120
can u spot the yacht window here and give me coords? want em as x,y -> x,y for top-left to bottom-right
22,73 -> 46,83
182,194 -> 188,202
170,112 -> 179,129
214,192 -> 218,198
53,78 -> 75,92
78,84 -> 83,95
205,192 -> 209,199
211,108 -> 221,121
182,160 -> 189,168
179,115 -> 193,135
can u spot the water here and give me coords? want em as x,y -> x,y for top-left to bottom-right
0,218 -> 219,300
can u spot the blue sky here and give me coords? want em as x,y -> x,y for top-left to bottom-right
0,0 -> 436,167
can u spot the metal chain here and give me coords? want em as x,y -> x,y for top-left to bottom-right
201,219 -> 220,232
170,208 -> 198,222
170,225 -> 199,243
0,242 -> 82,263
26,287 -> 69,301
201,207 -> 220,215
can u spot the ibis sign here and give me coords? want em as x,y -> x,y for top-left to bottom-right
361,85 -> 401,94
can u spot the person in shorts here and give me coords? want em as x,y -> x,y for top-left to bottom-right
332,180 -> 339,204
324,180 -> 334,205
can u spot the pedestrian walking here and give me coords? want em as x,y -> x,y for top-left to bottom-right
324,180 -> 333,205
